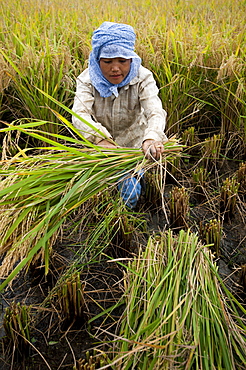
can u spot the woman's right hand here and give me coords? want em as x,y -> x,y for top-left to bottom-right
142,139 -> 165,160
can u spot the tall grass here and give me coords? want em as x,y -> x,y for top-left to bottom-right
0,0 -> 245,157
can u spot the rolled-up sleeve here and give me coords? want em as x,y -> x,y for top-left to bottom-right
139,69 -> 167,143
72,71 -> 113,143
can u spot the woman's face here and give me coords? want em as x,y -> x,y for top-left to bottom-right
99,57 -> 131,84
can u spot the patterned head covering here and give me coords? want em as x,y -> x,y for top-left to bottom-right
89,22 -> 141,98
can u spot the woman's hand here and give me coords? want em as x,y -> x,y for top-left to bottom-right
142,139 -> 165,160
97,139 -> 118,148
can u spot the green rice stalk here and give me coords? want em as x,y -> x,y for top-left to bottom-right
201,134 -> 222,171
57,271 -> 85,322
0,120 -> 183,291
1,0 -> 245,155
169,186 -> 189,229
3,302 -> 32,361
214,61 -> 246,157
192,166 -> 210,197
0,44 -> 74,140
182,126 -> 197,147
199,219 -> 222,257
143,158 -> 168,211
192,166 -> 210,187
50,200 -> 146,311
144,170 -> 163,208
220,177 -> 240,221
112,229 -> 246,370
109,211 -> 144,257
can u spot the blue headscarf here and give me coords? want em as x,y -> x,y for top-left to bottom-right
89,22 -> 142,98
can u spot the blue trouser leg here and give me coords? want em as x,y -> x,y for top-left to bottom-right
117,171 -> 144,209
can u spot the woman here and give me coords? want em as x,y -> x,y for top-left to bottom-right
72,22 -> 168,208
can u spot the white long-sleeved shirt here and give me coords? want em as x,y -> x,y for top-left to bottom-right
72,65 -> 167,148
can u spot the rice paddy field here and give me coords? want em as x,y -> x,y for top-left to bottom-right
0,0 -> 246,369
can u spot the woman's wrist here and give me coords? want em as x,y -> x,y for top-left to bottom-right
97,139 -> 117,148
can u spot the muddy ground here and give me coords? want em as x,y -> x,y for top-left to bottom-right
0,159 -> 245,370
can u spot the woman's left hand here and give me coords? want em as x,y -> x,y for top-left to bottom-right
142,139 -> 165,160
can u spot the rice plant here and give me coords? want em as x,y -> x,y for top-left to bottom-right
76,189 -> 147,258
169,186 -> 189,229
169,155 -> 182,177
111,229 -> 246,369
192,166 -> 210,198
86,189 -> 117,224
144,162 -> 167,210
220,177 -> 240,221
199,219 -> 222,257
85,186 -> 146,252
181,126 -> 200,158
75,350 -> 110,370
201,134 -> 222,171
56,271 -> 85,324
0,47 -> 75,142
182,126 -> 197,147
1,0 -> 245,145
109,210 -> 146,258
216,55 -> 246,157
0,118 -> 183,291
3,302 -> 32,362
